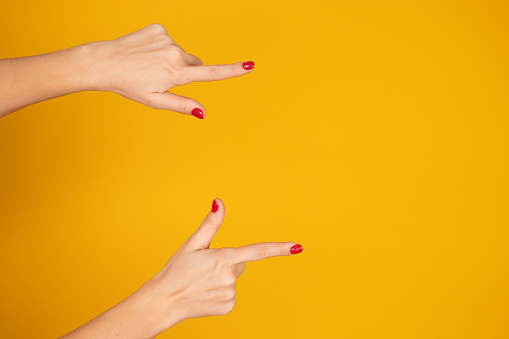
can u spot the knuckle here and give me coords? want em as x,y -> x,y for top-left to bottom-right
176,99 -> 189,114
168,45 -> 185,58
208,65 -> 222,79
220,248 -> 236,262
222,274 -> 236,287
228,300 -> 236,312
159,35 -> 174,47
257,246 -> 268,259
221,300 -> 236,315
231,63 -> 238,75
170,67 -> 189,86
226,288 -> 237,301
162,34 -> 174,43
147,23 -> 167,34
211,251 -> 228,269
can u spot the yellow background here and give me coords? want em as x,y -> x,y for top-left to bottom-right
1,0 -> 508,338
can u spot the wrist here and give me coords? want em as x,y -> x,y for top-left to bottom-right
136,277 -> 185,333
78,41 -> 117,92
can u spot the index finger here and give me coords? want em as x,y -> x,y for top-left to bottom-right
230,242 -> 303,263
183,61 -> 255,83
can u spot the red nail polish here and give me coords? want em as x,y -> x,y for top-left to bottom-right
290,244 -> 303,254
192,108 -> 204,119
242,61 -> 255,70
211,200 -> 219,213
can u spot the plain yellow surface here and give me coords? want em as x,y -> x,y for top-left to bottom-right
1,1 -> 508,338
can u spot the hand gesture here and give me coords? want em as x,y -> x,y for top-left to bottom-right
145,198 -> 303,327
88,24 -> 255,118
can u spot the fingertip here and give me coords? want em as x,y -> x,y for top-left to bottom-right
190,198 -> 225,249
157,92 -> 206,118
242,61 -> 255,70
290,243 -> 303,254
211,199 -> 219,213
191,107 -> 205,119
210,198 -> 225,216
212,198 -> 224,211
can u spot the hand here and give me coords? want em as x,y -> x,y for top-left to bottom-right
59,199 -> 302,338
143,198 -> 303,329
86,24 -> 255,118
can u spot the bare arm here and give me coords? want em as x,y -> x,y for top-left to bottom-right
0,24 -> 255,118
0,46 -> 96,117
58,285 -> 172,338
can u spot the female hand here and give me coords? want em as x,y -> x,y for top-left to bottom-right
60,199 -> 303,338
85,24 -> 255,119
144,198 -> 303,327
0,24 -> 254,118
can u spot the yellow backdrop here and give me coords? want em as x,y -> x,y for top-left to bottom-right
1,0 -> 508,338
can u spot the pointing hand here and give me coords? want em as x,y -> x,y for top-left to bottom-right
59,199 -> 302,338
144,198 -> 303,327
86,24 -> 255,118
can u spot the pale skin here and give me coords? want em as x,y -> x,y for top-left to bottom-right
0,23 -> 254,118
59,199 -> 302,338
2,25 -> 303,337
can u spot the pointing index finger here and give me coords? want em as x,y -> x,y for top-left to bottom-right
183,61 -> 255,83
230,242 -> 303,263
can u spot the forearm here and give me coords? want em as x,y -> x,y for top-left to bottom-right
0,43 -> 98,117
59,281 -> 179,339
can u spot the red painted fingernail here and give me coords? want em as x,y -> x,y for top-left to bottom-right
211,200 -> 219,213
242,61 -> 255,70
192,108 -> 204,119
290,244 -> 303,254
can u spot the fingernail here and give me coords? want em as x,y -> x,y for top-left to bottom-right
290,244 -> 303,254
192,108 -> 204,119
211,199 -> 219,213
242,61 -> 255,70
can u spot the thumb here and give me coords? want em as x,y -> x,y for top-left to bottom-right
148,92 -> 206,119
188,198 -> 225,250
